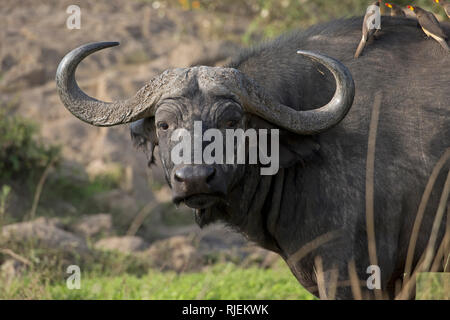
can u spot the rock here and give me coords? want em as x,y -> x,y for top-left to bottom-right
53,201 -> 78,216
1,54 -> 17,72
140,227 -> 280,270
1,219 -> 89,254
193,225 -> 272,265
33,217 -> 65,229
93,190 -> 140,216
143,236 -> 199,272
196,224 -> 247,252
94,236 -> 148,253
0,64 -> 46,91
72,214 -> 113,238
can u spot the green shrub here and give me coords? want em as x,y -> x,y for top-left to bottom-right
0,105 -> 60,181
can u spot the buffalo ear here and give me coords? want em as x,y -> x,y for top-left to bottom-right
247,115 -> 320,169
130,118 -> 158,166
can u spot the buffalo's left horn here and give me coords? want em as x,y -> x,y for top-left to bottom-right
56,42 -> 156,126
242,50 -> 355,135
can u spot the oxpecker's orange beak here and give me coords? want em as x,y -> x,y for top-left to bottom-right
407,5 -> 415,11
385,3 -> 393,8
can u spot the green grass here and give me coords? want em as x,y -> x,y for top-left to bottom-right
416,272 -> 449,300
1,240 -> 314,299
1,262 -> 315,300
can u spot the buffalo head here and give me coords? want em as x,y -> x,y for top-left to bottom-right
56,42 -> 355,212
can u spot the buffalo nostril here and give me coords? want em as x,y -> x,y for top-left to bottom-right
174,166 -> 216,185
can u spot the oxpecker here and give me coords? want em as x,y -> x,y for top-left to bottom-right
354,1 -> 382,59
408,5 -> 450,52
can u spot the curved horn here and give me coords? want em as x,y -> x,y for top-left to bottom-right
242,50 -> 355,135
56,42 -> 155,126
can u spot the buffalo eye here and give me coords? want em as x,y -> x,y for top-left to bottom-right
157,121 -> 169,131
225,120 -> 238,128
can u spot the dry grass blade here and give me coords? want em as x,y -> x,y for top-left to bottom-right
429,197 -> 449,273
126,201 -> 158,236
394,279 -> 402,297
28,157 -> 56,221
404,148 -> 450,284
314,256 -> 328,300
327,267 -> 339,300
365,91 -> 382,299
305,279 -> 367,293
419,170 -> 450,272
430,232 -> 448,272
348,260 -> 363,300
444,206 -> 450,273
288,230 -> 344,299
397,169 -> 450,299
0,248 -> 32,266
287,230 -> 340,266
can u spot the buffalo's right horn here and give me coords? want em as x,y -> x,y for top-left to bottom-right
56,42 -> 156,126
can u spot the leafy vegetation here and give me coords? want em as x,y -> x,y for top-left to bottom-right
0,259 -> 315,300
0,103 -> 60,182
0,101 -> 121,223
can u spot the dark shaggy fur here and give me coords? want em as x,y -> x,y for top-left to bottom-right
212,16 -> 449,298
135,16 -> 450,299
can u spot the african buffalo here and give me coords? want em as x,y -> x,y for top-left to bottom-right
56,16 -> 450,299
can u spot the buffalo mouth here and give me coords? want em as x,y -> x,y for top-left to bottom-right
174,194 -> 224,210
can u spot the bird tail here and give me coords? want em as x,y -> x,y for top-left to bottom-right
354,37 -> 366,59
437,38 -> 450,53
